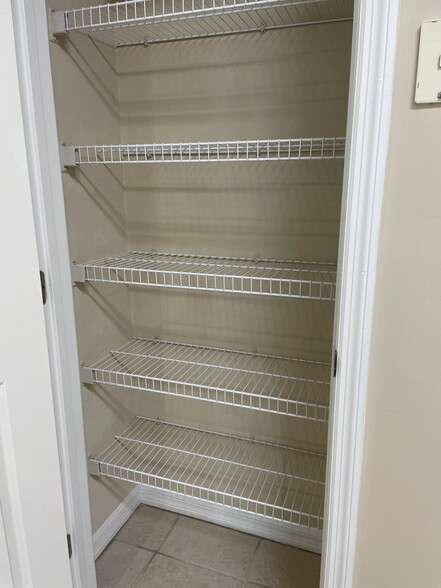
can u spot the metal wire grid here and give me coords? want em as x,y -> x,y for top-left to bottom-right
66,137 -> 346,165
59,0 -> 353,46
91,417 -> 326,529
78,251 -> 337,300
87,338 -> 331,420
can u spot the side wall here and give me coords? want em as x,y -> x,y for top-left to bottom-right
48,0 -> 135,534
353,2 -> 441,586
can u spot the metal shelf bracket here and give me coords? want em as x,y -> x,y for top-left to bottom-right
80,365 -> 94,385
71,263 -> 86,283
87,459 -> 101,477
49,9 -> 67,41
60,145 -> 78,169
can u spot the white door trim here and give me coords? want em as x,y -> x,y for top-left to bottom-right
321,1 -> 399,587
14,1 -> 400,587
10,1 -> 96,586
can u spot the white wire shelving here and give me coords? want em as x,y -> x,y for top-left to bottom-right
72,251 -> 337,300
82,338 -> 331,420
89,417 -> 326,529
52,0 -> 353,47
60,137 -> 346,166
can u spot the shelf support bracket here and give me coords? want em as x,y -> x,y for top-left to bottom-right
60,145 -> 78,169
71,263 -> 86,283
87,459 -> 101,478
48,9 -> 67,41
80,365 -> 94,385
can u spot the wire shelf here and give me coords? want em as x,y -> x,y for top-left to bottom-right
54,0 -> 354,46
61,137 -> 346,166
90,417 -> 326,529
74,251 -> 337,300
85,338 -> 331,420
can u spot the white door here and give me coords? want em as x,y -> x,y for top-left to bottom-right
0,1 -> 72,586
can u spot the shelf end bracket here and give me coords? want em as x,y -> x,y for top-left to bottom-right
71,263 -> 86,283
60,145 -> 78,170
49,9 -> 68,41
80,365 -> 94,385
87,459 -> 101,478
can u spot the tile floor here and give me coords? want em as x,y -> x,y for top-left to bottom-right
95,505 -> 321,588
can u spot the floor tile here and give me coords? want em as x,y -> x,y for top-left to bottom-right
247,540 -> 321,588
243,583 -> 271,588
95,540 -> 153,588
135,554 -> 243,588
115,505 -> 178,551
160,516 -> 259,578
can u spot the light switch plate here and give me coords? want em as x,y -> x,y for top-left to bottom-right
415,20 -> 441,104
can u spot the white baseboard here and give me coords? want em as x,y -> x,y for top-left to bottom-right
93,486 -> 140,559
92,484 -> 322,558
139,486 -> 322,554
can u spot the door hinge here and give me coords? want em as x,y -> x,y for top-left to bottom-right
67,534 -> 72,559
40,271 -> 46,305
333,349 -> 338,378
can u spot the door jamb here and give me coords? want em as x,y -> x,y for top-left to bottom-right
321,1 -> 399,587
13,1 -> 400,587
10,1 -> 96,586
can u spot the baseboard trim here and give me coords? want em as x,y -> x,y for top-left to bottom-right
139,486 -> 322,554
92,484 -> 322,557
93,486 -> 140,559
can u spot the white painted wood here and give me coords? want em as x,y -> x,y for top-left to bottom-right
93,487 -> 140,560
0,500 -> 14,588
92,480 -> 323,558
0,384 -> 31,587
0,2 -> 72,586
10,1 -> 97,586
139,486 -> 323,553
320,1 -> 400,587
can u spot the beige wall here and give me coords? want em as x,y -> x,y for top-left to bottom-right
353,2 -> 441,586
118,23 -> 351,452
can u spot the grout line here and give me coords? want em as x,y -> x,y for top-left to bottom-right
114,512 -> 182,584
155,552 -> 247,582
113,537 -> 156,553
244,538 -> 261,582
156,512 -> 181,551
112,505 -> 180,555
110,508 -> 279,587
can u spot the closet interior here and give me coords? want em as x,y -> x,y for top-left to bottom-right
47,0 -> 353,563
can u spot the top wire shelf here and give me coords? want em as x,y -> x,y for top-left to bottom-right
52,0 -> 354,47
61,137 -> 346,166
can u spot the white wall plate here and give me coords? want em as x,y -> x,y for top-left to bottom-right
415,20 -> 441,104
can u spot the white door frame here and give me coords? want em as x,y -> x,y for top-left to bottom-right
10,1 -> 96,586
321,1 -> 399,587
0,1 -> 75,586
12,1 -> 400,587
